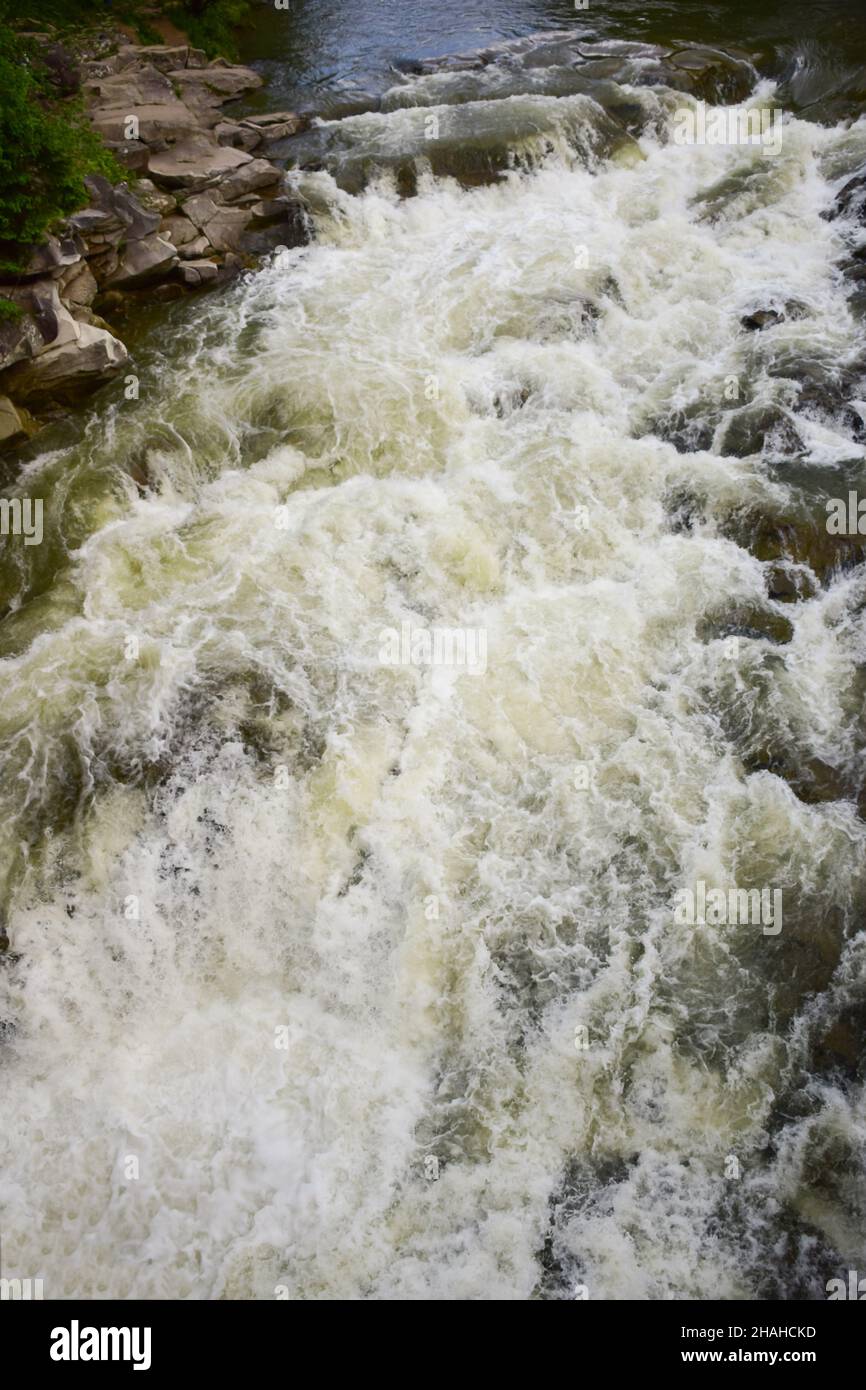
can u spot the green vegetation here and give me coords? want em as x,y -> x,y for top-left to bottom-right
0,17 -> 124,268
0,296 -> 24,322
168,0 -> 251,61
3,1 -> 253,58
0,0 -> 253,266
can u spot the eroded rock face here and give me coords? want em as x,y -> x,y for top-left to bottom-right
3,321 -> 128,404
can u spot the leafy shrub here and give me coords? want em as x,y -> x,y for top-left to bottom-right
168,1 -> 252,60
0,17 -> 123,267
0,296 -> 23,322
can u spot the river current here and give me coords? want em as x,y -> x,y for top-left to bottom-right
1,2 -> 866,1300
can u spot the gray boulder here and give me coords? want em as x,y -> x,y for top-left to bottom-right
103,234 -> 179,289
176,260 -> 220,287
218,158 -> 281,203
147,140 -> 253,189
3,321 -> 128,403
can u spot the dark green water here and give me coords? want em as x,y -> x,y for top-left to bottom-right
238,0 -> 866,121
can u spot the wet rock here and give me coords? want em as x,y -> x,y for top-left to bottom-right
145,283 -> 186,304
824,165 -> 866,224
239,210 -> 308,255
742,308 -> 785,331
248,196 -> 297,227
277,96 -> 638,193
719,402 -> 803,458
719,499 -> 866,586
0,395 -> 37,446
698,603 -> 794,646
765,560 -> 817,603
646,405 -> 715,454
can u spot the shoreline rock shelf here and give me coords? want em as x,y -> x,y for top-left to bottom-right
0,38 -> 311,450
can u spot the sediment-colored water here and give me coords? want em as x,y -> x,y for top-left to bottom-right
1,7 -> 865,1300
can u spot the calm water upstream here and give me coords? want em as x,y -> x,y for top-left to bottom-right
1,0 -> 866,1299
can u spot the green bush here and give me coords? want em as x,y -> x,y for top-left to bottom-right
0,18 -> 123,268
169,1 -> 252,61
0,296 -> 23,322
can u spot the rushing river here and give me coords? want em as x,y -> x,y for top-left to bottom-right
1,1 -> 866,1300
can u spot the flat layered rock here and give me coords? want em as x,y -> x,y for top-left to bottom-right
168,66 -> 263,110
116,44 -> 190,73
84,64 -> 176,106
91,101 -> 206,144
176,259 -> 220,286
218,158 -> 282,202
241,111 -> 308,141
147,140 -> 253,189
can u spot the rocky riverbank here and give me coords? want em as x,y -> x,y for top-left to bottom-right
0,27 -> 310,450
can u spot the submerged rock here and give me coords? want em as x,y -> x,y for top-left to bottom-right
275,94 -> 640,194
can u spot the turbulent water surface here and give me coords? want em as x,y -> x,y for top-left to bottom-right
2,2 -> 866,1299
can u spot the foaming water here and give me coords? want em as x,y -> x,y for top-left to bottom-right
1,60 -> 866,1299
